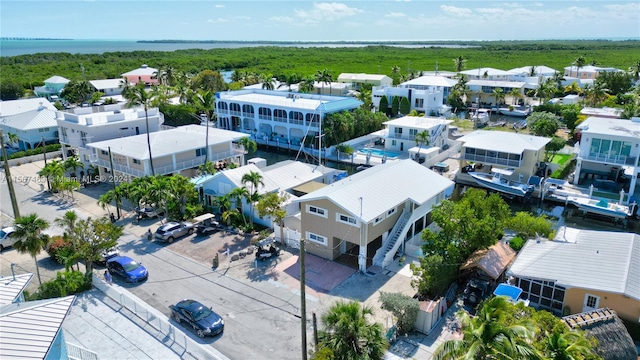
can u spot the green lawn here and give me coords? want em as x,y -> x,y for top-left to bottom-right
548,153 -> 572,165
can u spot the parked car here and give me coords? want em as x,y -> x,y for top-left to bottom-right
463,278 -> 491,307
99,247 -> 119,264
155,222 -> 194,243
135,206 -> 164,219
0,226 -> 17,252
170,299 -> 224,338
106,256 -> 148,283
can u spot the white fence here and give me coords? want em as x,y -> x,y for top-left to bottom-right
421,141 -> 462,169
92,273 -> 228,360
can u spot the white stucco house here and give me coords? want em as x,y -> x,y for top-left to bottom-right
337,73 -> 393,90
0,107 -> 58,150
56,104 -> 164,166
573,116 -> 640,199
89,79 -> 126,97
382,116 -> 452,155
459,67 -> 514,81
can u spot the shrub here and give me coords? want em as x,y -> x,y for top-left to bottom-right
379,291 -> 420,335
551,158 -> 576,179
46,235 -> 73,263
26,271 -> 92,300
509,236 -> 525,251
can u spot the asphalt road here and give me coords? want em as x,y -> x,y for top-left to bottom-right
1,169 -> 327,360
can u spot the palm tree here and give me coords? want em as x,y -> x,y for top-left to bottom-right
55,210 -> 80,270
433,296 -> 538,360
124,82 -> 158,176
509,88 -> 522,105
528,65 -> 538,77
492,87 -> 505,108
6,132 -> 19,149
241,171 -> 264,225
13,214 -> 50,285
453,56 -> 466,73
64,155 -> 83,178
228,187 -> 250,226
317,300 -> 387,360
544,327 -> 595,360
38,159 -> 65,192
299,75 -> 316,93
573,56 -> 586,77
237,136 -> 257,161
315,68 -> 333,96
194,90 -> 216,165
119,77 -> 132,98
414,130 -> 430,161
198,161 -> 216,176
260,73 -> 276,90
277,73 -> 300,92
628,60 -> 640,82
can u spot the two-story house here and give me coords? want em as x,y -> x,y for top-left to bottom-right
89,79 -> 126,97
0,98 -> 58,150
459,67 -> 515,81
337,73 -> 393,91
372,76 -> 455,116
573,116 -> 640,198
86,125 -> 247,181
215,89 -> 362,147
382,116 -> 452,155
121,64 -> 158,86
33,75 -> 70,100
56,104 -> 164,166
293,159 -> 454,271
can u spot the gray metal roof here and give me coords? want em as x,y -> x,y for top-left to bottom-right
460,67 -> 514,76
43,76 -> 70,84
458,130 -> 550,154
576,117 -> 640,139
467,79 -> 526,89
0,295 -> 75,359
400,76 -> 458,87
0,274 -> 33,305
89,78 -> 123,90
1,108 -> 57,131
0,98 -> 56,118
507,229 -> 640,300
263,161 -> 339,192
338,73 -> 391,82
383,116 -> 452,130
295,159 -> 454,222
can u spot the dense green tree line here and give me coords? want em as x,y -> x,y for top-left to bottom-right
2,41 -> 639,91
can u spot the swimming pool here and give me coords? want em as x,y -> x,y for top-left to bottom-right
357,148 -> 402,159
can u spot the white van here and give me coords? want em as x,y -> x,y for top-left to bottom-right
0,227 -> 17,252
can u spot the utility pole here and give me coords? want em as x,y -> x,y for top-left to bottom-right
107,146 -> 121,219
0,130 -> 21,219
300,238 -> 307,359
42,137 -> 50,190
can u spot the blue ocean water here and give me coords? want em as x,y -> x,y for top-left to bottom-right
0,39 -> 473,57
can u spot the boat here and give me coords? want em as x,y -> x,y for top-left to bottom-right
567,197 -> 633,219
498,107 -> 530,117
468,168 -> 534,197
470,108 -> 491,125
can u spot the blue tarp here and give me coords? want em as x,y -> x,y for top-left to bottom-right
493,283 -> 523,301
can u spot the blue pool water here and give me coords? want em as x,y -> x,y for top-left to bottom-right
358,148 -> 402,159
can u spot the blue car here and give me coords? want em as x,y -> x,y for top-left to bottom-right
106,256 -> 148,283
170,299 -> 224,338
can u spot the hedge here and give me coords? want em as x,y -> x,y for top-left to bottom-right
1,143 -> 61,161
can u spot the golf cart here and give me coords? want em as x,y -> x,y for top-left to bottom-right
193,213 -> 219,235
255,237 -> 280,261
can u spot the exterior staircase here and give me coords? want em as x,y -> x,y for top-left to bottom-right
373,210 -> 412,268
66,342 -> 99,360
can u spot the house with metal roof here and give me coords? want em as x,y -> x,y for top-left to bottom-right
371,75 -> 456,117
33,75 -> 70,100
563,65 -> 624,80
573,116 -> 640,198
56,104 -> 164,167
0,106 -> 58,150
89,79 -> 126,97
455,130 -> 550,188
459,67 -> 514,81
86,125 -> 247,180
506,228 -> 640,322
215,89 -> 362,148
337,73 -> 393,90
466,80 -> 530,107
0,273 -> 33,304
121,64 -> 158,86
382,116 -> 452,155
0,98 -> 56,118
293,159 -> 454,271
195,160 -> 343,227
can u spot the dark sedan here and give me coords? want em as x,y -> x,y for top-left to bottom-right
170,299 -> 224,338
106,256 -> 148,283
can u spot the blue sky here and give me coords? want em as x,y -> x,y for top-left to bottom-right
2,1 -> 639,41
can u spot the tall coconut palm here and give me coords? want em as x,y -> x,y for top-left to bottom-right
528,65 -> 538,77
6,132 -> 19,148
194,90 -> 216,165
433,296 -> 538,360
509,88 -> 522,105
119,77 -> 132,98
414,130 -> 430,160
628,60 -> 640,82
237,136 -> 257,162
544,327 -> 595,360
315,68 -> 333,96
573,56 -> 586,77
64,155 -> 83,178
277,73 -> 300,92
317,300 -> 387,360
228,186 -> 250,226
55,210 -> 80,270
453,56 -> 466,73
38,159 -> 65,192
299,75 -> 315,93
260,73 -> 276,90
492,87 -> 505,108
13,214 -> 51,285
124,82 -> 158,176
241,171 -> 264,225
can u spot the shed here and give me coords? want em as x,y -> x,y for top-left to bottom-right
459,241 -> 516,280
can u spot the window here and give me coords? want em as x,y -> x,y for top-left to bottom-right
306,205 -> 327,218
196,148 -> 206,157
387,208 -> 396,216
414,98 -> 424,108
336,213 -> 358,226
306,232 -> 327,246
133,159 -> 141,164
409,129 -> 418,136
373,214 -> 385,225
101,150 -> 108,156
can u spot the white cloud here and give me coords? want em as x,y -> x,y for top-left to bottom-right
440,5 -> 473,17
295,2 -> 362,21
269,16 -> 295,23
603,3 -> 640,19
214,4 -> 225,8
207,18 -> 228,23
385,12 -> 406,18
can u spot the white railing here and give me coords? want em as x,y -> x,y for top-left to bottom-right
584,154 -> 628,165
66,342 -> 99,360
155,151 -> 234,175
94,159 -> 147,178
373,209 -> 407,266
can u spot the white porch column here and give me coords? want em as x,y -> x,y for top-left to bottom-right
573,158 -> 582,185
172,154 -> 177,174
144,160 -> 150,176
629,172 -> 638,198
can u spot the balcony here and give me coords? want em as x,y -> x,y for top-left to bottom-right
229,110 -> 242,117
583,153 -> 633,166
387,133 -> 417,141
258,115 -> 272,121
94,159 -> 146,178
